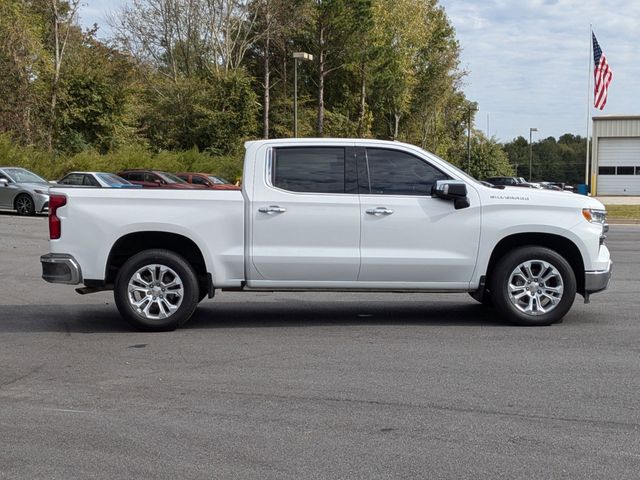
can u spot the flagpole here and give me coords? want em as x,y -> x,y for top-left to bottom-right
585,24 -> 592,188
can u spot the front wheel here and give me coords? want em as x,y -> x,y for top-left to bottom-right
490,246 -> 576,326
15,194 -> 35,216
114,249 -> 199,331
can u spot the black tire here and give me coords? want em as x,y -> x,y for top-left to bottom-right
114,249 -> 199,331
490,246 -> 576,326
198,286 -> 208,303
15,194 -> 35,216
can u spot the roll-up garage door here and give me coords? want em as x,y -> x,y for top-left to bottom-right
597,137 -> 640,195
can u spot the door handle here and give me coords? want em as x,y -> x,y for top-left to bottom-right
258,205 -> 287,214
365,207 -> 394,216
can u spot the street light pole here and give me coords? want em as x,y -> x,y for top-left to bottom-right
529,127 -> 538,182
467,104 -> 477,173
292,52 -> 313,137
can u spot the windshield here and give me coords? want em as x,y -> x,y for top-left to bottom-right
97,173 -> 132,185
207,175 -> 230,184
422,151 -> 482,186
3,168 -> 47,184
158,172 -> 188,184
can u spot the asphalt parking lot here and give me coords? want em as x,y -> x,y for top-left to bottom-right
1,213 -> 639,479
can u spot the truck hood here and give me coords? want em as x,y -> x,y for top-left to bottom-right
480,185 -> 605,210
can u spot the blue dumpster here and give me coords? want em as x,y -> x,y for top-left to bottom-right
577,183 -> 589,195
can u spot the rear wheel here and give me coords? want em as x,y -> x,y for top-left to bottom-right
490,246 -> 576,326
15,194 -> 35,216
114,249 -> 199,331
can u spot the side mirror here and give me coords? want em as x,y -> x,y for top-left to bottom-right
0,178 -> 8,186
431,180 -> 470,210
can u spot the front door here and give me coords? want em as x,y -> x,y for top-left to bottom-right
357,147 -> 481,288
0,171 -> 16,209
249,145 -> 361,287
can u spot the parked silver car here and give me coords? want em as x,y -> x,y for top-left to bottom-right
0,167 -> 50,215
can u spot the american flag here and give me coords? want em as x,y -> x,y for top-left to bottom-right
592,32 -> 612,110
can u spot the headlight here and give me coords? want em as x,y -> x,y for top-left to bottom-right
582,208 -> 607,224
34,189 -> 49,195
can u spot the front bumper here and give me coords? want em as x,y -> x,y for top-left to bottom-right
585,260 -> 612,294
41,253 -> 82,285
34,192 -> 49,213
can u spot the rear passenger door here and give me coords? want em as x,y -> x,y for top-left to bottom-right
248,145 -> 361,286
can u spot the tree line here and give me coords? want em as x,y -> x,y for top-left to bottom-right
503,134 -> 588,185
0,0 -> 585,183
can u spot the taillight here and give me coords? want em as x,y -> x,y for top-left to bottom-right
49,194 -> 67,239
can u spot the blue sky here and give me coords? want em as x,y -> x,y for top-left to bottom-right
439,0 -> 640,141
79,0 -> 640,142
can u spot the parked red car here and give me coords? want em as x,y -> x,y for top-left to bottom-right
118,170 -> 205,189
176,172 -> 240,190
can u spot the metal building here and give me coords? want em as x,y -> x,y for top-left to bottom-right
592,115 -> 640,195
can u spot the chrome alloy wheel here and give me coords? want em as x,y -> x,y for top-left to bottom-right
127,264 -> 184,320
507,259 -> 564,316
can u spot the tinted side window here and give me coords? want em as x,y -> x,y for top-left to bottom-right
191,176 -> 209,186
273,147 -> 345,193
362,148 -> 449,195
83,175 -> 100,186
617,167 -> 634,175
145,173 -> 162,183
60,173 -> 84,185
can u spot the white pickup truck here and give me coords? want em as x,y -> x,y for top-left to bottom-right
41,139 -> 611,331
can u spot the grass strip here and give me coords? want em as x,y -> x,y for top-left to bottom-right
605,205 -> 640,220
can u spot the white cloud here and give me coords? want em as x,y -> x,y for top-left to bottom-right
78,0 -> 127,37
79,0 -> 640,141
441,0 -> 640,140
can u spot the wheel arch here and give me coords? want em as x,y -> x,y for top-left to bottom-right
486,233 -> 585,295
106,231 -> 211,292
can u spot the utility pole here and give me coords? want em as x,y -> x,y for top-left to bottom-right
529,127 -> 538,182
293,52 -> 313,137
467,104 -> 478,173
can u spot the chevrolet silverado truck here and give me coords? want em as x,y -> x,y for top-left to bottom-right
41,139 -> 612,331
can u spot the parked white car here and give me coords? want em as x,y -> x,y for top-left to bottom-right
41,139 -> 612,330
0,167 -> 50,215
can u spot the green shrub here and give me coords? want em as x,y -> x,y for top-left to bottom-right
0,134 -> 244,181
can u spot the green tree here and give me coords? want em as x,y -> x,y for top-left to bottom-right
503,136 -> 529,179
503,134 -> 588,184
304,0 -> 372,136
141,71 -> 258,153
0,0 -> 50,146
468,133 -> 513,180
55,30 -> 139,152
